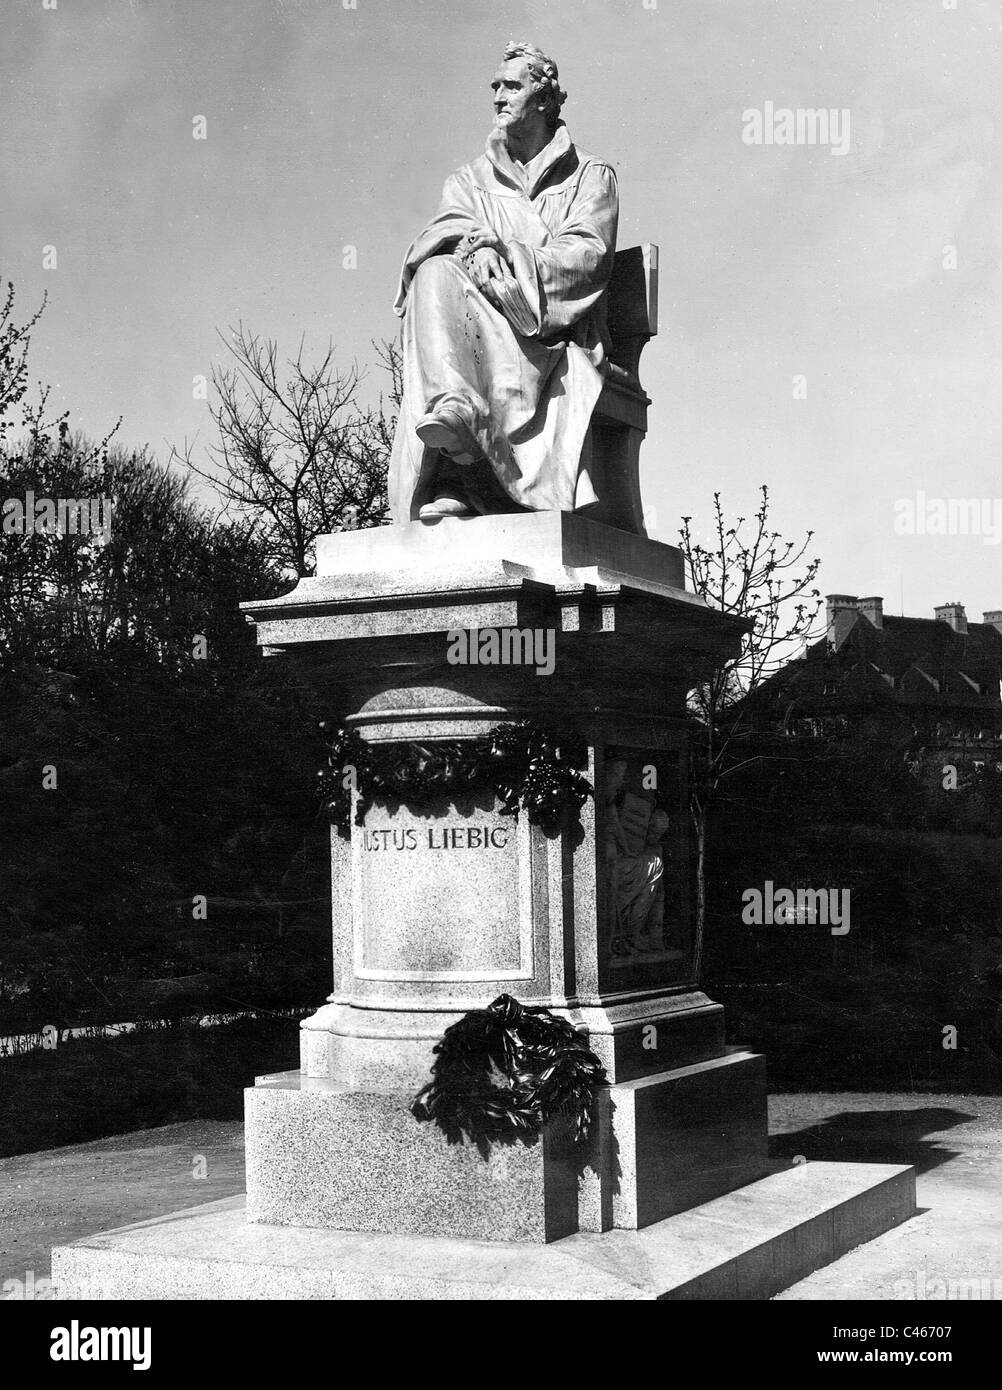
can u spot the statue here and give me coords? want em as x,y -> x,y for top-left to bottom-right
388,42 -> 619,522
611,808 -> 671,957
603,757 -> 672,960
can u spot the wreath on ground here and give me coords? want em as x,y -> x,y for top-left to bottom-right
316,720 -> 591,834
411,993 -> 606,1150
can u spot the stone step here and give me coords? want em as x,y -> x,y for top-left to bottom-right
52,1159 -> 915,1301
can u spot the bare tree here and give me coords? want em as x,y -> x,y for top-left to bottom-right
679,485 -> 822,978
0,280 -> 47,435
174,327 -> 399,577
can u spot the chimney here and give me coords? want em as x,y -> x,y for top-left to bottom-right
858,596 -> 884,629
934,603 -> 968,634
983,610 -> 1002,634
826,594 -> 859,650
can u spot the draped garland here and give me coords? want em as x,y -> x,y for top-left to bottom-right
317,720 -> 591,833
411,994 -> 606,1146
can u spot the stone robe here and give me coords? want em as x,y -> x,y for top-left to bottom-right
389,123 -> 619,520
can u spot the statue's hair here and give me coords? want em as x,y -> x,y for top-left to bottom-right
502,41 -> 567,127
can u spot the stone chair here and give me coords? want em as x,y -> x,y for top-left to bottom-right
586,242 -> 658,535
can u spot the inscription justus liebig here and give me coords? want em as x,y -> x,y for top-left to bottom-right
361,826 -> 511,852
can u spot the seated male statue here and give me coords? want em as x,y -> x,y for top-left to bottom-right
389,41 -> 619,521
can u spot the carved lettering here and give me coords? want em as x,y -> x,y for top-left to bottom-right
426,824 -> 510,850
362,828 -> 418,851
361,824 -> 512,851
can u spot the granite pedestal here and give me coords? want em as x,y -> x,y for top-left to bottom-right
52,515 -> 916,1297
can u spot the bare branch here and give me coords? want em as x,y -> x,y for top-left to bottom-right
169,329 -> 395,577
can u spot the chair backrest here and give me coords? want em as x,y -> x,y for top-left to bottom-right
605,243 -> 658,377
590,243 -> 658,533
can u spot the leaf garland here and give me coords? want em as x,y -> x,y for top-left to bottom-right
316,720 -> 591,833
411,993 -> 606,1148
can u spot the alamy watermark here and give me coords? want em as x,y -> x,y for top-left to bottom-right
50,1320 -> 151,1370
2,491 -> 113,542
742,101 -> 851,157
894,492 -> 1002,546
2,1268 -> 53,1300
446,626 -> 555,677
894,1268 -> 1002,1300
741,881 -> 851,935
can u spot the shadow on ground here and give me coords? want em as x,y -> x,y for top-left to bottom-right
770,1105 -> 977,1176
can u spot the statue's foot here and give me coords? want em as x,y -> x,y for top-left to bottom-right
415,406 -> 480,464
418,493 -> 474,520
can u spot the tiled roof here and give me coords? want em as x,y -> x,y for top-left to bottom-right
754,610 -> 1002,719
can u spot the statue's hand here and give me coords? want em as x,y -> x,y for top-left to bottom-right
469,247 -> 509,305
455,231 -> 511,266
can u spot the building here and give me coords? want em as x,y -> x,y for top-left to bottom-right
751,595 -> 1002,742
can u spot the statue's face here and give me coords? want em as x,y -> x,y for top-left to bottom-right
490,58 -> 544,138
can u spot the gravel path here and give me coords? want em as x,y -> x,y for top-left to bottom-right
770,1093 -> 1002,1300
0,1120 -> 245,1298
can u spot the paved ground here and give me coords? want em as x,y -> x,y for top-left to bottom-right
1,1094 -> 999,1299
0,1120 -> 245,1298
770,1093 -> 1002,1300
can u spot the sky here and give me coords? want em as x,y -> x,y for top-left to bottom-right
3,0 -> 1002,621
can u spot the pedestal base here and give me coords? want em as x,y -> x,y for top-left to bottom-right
586,1050 -> 769,1230
52,1161 -> 916,1301
243,1050 -> 768,1243
245,1070 -> 580,1243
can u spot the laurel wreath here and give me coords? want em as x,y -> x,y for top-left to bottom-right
411,993 -> 606,1148
316,720 -> 591,834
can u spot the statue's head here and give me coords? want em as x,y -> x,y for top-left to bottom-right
491,41 -> 567,139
